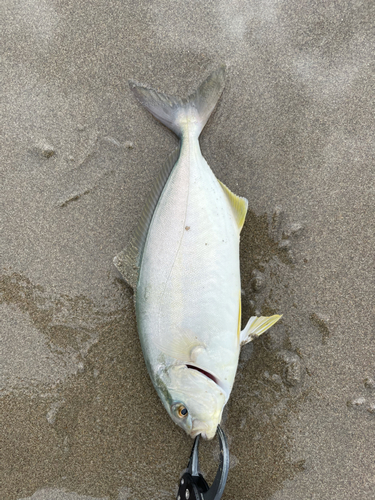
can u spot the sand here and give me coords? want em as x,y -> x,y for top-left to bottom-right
1,1 -> 375,499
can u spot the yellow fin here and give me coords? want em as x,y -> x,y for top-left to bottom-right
218,180 -> 248,231
237,291 -> 242,342
240,315 -> 282,345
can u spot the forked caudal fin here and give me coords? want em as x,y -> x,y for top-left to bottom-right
129,66 -> 226,138
240,315 -> 282,346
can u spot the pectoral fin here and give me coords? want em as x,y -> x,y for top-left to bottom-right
154,328 -> 206,362
218,180 -> 248,232
240,315 -> 282,345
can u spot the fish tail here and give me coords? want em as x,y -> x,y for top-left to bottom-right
129,66 -> 226,138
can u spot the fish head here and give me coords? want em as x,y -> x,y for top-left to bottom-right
156,364 -> 226,439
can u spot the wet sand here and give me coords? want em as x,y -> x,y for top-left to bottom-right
1,1 -> 375,499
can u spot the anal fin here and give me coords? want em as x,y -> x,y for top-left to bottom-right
113,147 -> 180,289
218,180 -> 248,232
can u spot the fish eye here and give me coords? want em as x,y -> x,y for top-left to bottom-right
176,404 -> 188,418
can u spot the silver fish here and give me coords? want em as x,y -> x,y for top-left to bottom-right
114,67 -> 281,439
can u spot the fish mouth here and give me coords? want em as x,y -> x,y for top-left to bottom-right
190,421 -> 219,440
191,430 -> 209,440
186,364 -> 220,386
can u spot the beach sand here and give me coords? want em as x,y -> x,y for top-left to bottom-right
1,1 -> 374,499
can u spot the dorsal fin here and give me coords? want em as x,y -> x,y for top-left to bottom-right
218,180 -> 248,232
113,147 -> 180,288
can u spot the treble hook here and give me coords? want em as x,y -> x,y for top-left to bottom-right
176,425 -> 229,500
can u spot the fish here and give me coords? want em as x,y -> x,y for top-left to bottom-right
114,67 -> 281,439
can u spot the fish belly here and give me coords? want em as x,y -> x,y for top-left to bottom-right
137,142 -> 241,387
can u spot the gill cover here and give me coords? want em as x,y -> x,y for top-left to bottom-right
160,364 -> 226,440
